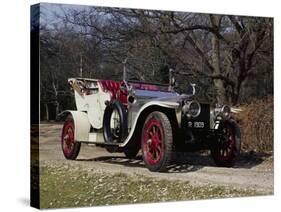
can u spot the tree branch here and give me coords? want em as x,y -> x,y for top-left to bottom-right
161,25 -> 230,45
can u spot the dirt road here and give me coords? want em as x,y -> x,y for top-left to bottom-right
39,123 -> 273,193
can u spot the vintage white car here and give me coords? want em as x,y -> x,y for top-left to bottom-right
60,70 -> 241,172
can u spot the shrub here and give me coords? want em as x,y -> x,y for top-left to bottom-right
233,96 -> 273,153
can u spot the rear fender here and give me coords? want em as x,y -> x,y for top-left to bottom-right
59,110 -> 91,142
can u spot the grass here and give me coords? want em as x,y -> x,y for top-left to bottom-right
40,165 -> 267,209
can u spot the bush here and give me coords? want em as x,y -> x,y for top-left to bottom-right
233,96 -> 273,153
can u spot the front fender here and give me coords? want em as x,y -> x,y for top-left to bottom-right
119,101 -> 179,147
59,110 -> 91,142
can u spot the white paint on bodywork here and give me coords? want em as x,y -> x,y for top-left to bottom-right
86,90 -> 110,129
88,132 -> 105,143
88,133 -> 97,142
119,101 -> 179,147
62,110 -> 91,142
70,77 -> 111,129
74,91 -> 88,111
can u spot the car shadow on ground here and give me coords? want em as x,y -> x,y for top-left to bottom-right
76,151 -> 271,173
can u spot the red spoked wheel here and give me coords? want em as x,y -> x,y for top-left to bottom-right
211,120 -> 240,167
143,118 -> 164,165
141,111 -> 173,172
61,115 -> 81,160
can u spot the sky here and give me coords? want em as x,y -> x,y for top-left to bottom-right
39,3 -> 88,27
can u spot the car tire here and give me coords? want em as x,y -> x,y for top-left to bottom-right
141,111 -> 173,172
211,119 -> 241,167
61,115 -> 81,160
103,100 -> 128,143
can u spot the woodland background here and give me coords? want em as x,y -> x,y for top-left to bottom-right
31,3 -> 273,120
32,3 -> 273,151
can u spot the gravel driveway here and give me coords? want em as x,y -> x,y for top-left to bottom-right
39,123 -> 273,193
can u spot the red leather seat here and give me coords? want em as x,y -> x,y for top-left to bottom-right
98,80 -> 121,101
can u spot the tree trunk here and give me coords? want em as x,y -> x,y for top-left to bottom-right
232,82 -> 241,105
52,80 -> 60,120
45,103 -> 49,121
210,15 -> 226,104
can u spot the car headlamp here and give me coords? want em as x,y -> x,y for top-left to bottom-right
214,104 -> 231,120
183,100 -> 201,118
221,105 -> 231,119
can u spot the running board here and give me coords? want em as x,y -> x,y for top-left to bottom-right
79,132 -> 120,146
88,132 -> 105,144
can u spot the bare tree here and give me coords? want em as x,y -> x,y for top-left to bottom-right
39,4 -> 273,119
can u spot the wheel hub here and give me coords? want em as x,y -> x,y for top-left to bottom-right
143,117 -> 164,165
63,134 -> 70,145
151,134 -> 159,149
62,127 -> 74,150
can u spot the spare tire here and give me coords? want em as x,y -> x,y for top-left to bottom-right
103,100 -> 128,143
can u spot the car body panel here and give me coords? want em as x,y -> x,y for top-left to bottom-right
60,110 -> 91,142
69,78 -> 111,129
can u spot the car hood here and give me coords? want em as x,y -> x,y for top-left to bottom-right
135,89 -> 177,99
135,89 -> 192,103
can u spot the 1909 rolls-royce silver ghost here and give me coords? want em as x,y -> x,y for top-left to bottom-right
59,69 -> 241,172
